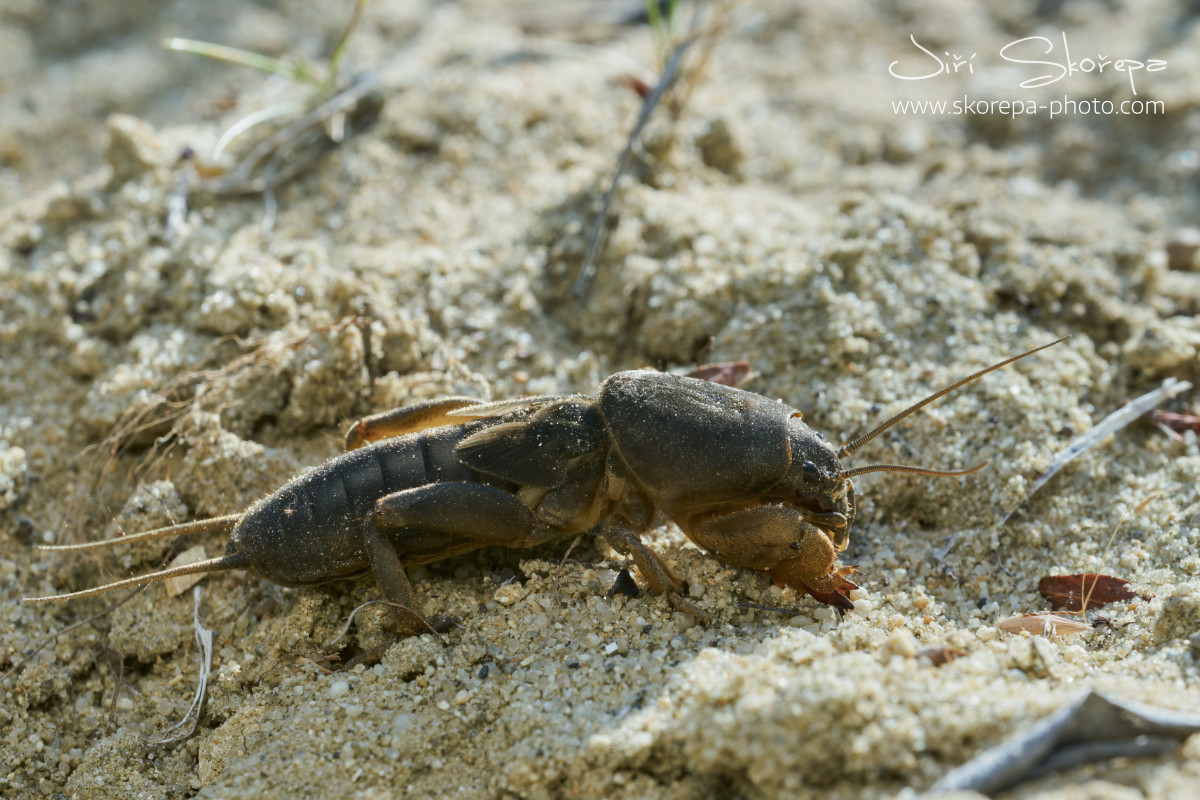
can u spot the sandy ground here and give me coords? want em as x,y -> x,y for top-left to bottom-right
3,0 -> 1200,798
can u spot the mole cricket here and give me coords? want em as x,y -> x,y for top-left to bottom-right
26,337 -> 1067,640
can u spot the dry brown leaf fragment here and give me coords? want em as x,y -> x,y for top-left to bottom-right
1038,573 -> 1145,612
918,645 -> 967,666
996,613 -> 1091,637
1149,409 -> 1200,442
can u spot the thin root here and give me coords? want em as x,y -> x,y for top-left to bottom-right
329,600 -> 445,646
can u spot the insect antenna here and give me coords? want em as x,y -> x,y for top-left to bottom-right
34,514 -> 242,552
23,552 -> 252,604
840,462 -> 987,479
837,336 -> 1069,460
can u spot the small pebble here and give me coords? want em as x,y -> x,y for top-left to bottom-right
1168,227 -> 1200,271
885,629 -> 919,658
887,613 -> 906,629
330,680 -> 350,698
494,584 -> 523,605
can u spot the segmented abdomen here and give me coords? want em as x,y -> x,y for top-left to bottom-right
231,424 -> 484,586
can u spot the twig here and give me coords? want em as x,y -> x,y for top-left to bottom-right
998,378 -> 1191,527
294,654 -> 341,675
571,35 -> 697,299
736,600 -> 797,615
937,379 -> 1189,566
105,646 -> 125,734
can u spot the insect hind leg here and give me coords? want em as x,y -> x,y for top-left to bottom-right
352,482 -> 542,664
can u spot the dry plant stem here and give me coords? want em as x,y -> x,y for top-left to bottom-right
327,0 -> 373,90
148,585 -> 213,746
572,35 -> 697,298
736,600 -> 797,615
998,378 -> 1190,527
668,0 -> 739,116
70,318 -> 364,549
329,600 -> 445,646
0,584 -> 149,687
1075,492 -> 1158,610
212,101 -> 308,162
105,647 -> 125,735
936,375 -> 1183,564
552,533 -> 586,608
931,691 -> 1200,794
202,73 -> 380,196
573,0 -> 740,297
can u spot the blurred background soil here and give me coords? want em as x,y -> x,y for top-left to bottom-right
3,1 -> 1200,798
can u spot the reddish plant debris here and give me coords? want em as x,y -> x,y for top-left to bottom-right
1038,573 -> 1146,612
619,74 -> 652,99
684,360 -> 752,387
1149,409 -> 1200,442
919,645 -> 967,666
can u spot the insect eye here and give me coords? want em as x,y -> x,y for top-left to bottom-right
802,460 -> 820,481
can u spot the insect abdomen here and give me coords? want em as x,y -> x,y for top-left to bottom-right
231,426 -> 482,586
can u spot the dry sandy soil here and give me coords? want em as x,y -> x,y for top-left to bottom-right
3,1 -> 1200,798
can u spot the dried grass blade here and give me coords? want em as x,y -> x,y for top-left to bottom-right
999,378 -> 1191,526
148,586 -> 213,745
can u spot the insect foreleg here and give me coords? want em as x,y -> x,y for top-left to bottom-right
686,506 -> 852,608
601,520 -> 711,623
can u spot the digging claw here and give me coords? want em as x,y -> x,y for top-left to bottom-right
801,572 -> 859,610
771,560 -> 860,610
